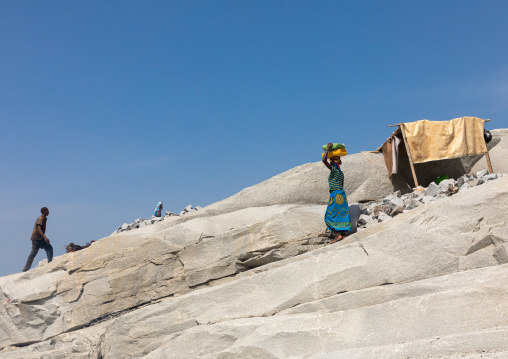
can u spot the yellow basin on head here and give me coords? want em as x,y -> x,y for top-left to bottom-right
322,148 -> 347,158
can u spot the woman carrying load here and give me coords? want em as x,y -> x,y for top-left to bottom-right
322,143 -> 351,243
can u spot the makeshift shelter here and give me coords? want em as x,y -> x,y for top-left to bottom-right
376,116 -> 493,188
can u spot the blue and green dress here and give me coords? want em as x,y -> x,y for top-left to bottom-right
325,163 -> 351,232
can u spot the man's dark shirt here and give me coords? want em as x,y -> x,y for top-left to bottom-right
30,215 -> 47,241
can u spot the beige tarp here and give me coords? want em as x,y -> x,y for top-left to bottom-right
381,136 -> 401,178
403,117 -> 487,163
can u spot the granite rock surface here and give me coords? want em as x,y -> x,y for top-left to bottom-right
1,130 -> 507,359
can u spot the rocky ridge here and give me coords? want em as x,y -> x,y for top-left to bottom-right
0,129 -> 507,359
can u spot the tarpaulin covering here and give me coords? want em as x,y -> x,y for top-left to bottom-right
381,136 -> 401,177
403,117 -> 487,163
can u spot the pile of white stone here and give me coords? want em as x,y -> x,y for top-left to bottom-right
357,170 -> 505,231
116,204 -> 202,233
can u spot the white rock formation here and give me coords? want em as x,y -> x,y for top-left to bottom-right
0,129 -> 507,359
201,152 -> 412,217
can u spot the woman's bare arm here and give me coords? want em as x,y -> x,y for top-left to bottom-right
322,143 -> 333,170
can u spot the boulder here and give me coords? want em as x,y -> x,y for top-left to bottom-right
390,206 -> 404,217
439,179 -> 456,191
404,199 -> 422,211
383,194 -> 394,202
358,213 -> 376,227
420,195 -> 436,204
201,152 -> 412,217
484,173 -> 498,181
459,182 -> 472,192
377,212 -> 391,222
425,182 -> 440,197
389,196 -> 404,208
469,178 -> 480,187
457,175 -> 466,187
477,169 -> 489,178
373,204 -> 392,217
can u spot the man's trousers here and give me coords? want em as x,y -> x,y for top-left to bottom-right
22,239 -> 53,272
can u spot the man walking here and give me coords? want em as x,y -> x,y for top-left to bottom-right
22,207 -> 53,272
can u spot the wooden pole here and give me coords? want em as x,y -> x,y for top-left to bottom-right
482,120 -> 494,174
485,152 -> 494,174
399,123 -> 419,188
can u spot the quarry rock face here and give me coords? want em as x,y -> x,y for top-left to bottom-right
0,129 -> 507,359
103,177 -> 508,359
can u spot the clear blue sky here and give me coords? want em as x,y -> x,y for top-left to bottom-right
1,1 -> 507,277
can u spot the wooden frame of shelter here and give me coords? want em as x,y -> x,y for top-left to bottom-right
376,117 -> 494,188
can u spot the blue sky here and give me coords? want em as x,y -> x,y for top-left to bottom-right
1,1 -> 507,277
